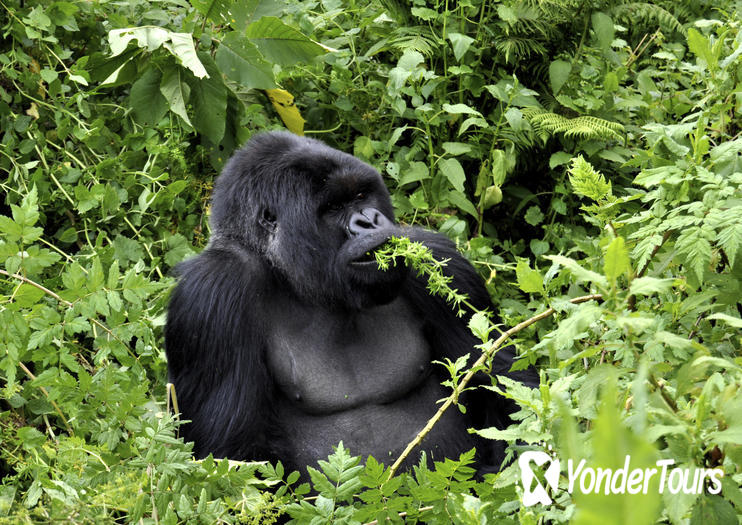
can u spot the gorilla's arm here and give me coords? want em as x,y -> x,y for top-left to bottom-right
165,248 -> 275,460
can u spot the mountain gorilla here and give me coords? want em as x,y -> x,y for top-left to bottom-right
165,131 -> 535,473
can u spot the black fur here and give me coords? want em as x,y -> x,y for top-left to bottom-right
165,131 -> 536,472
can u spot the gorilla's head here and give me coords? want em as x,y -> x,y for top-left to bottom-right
209,131 -> 408,309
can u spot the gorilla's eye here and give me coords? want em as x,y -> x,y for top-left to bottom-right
355,192 -> 366,201
259,209 -> 277,231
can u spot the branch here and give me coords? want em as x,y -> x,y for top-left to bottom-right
387,293 -> 603,478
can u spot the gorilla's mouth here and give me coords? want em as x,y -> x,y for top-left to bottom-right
350,249 -> 379,266
346,234 -> 393,269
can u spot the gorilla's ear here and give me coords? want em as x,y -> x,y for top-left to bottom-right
259,209 -> 277,232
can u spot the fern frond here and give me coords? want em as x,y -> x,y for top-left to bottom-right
568,155 -> 614,202
612,3 -> 685,35
494,36 -> 548,62
388,27 -> 438,57
523,109 -> 625,141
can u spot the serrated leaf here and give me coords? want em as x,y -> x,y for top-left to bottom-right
88,258 -> 105,291
215,32 -> 276,89
13,284 -> 45,308
516,259 -> 544,295
675,226 -> 713,282
717,222 -> 742,266
246,17 -> 328,65
468,312 -> 491,342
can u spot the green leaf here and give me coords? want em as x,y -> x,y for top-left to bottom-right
707,313 -> 742,329
130,67 -> 168,127
603,237 -> 630,282
398,161 -> 430,186
438,158 -> 466,193
546,255 -> 609,288
441,103 -> 482,116
549,60 -> 571,95
549,151 -> 572,169
188,52 -> 227,144
468,312 -> 491,342
446,190 -> 478,218
690,495 -> 736,525
246,17 -> 328,65
215,32 -> 276,89
591,12 -> 614,50
190,0 -> 231,25
524,205 -> 543,226
442,142 -> 472,156
447,32 -> 474,62
13,283 -> 45,308
716,222 -> 742,266
230,0 -> 283,31
629,277 -> 675,296
675,226 -> 713,282
572,380 -> 661,525
516,259 -> 544,295
687,28 -> 716,70
160,66 -> 193,127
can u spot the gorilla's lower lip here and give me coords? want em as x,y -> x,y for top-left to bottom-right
346,234 -> 392,266
350,250 -> 378,266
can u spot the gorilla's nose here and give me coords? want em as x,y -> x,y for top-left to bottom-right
348,208 -> 392,236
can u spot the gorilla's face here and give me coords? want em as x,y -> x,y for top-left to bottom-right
209,132 -> 408,309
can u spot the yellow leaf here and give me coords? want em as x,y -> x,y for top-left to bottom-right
26,102 -> 39,120
265,88 -> 305,135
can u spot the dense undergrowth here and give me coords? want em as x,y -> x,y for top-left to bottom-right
1,0 -> 741,523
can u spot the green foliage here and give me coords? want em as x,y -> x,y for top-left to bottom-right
1,0 -> 742,523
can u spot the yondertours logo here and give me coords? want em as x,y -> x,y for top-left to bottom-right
519,449 -> 724,506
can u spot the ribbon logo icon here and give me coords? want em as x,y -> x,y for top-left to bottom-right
519,450 -> 561,506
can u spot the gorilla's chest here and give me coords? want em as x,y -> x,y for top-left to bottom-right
266,297 -> 431,414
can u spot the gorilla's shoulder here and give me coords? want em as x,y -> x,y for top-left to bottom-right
173,244 -> 267,293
